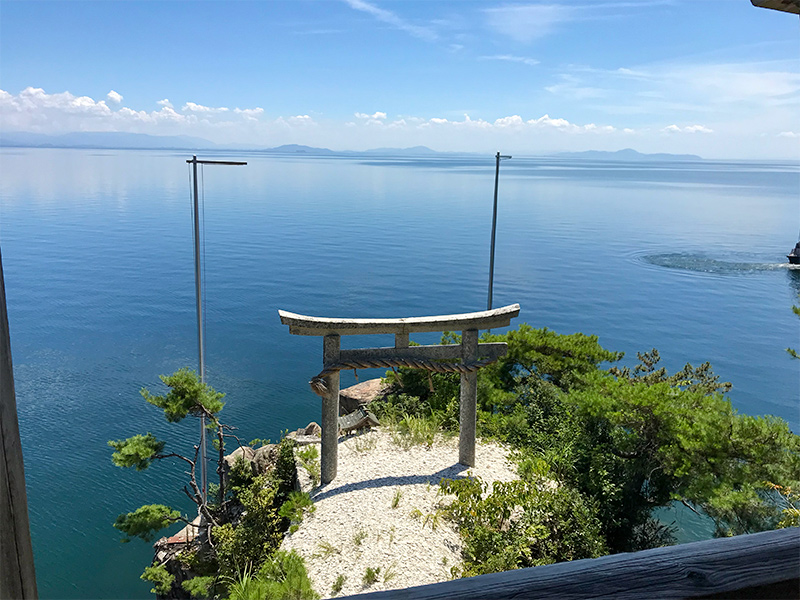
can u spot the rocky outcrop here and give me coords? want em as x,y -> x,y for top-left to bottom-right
286,421 -> 323,446
339,378 -> 391,415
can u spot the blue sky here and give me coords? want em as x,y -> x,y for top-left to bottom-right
1,0 -> 798,158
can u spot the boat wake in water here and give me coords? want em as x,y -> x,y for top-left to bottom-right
641,253 -> 800,275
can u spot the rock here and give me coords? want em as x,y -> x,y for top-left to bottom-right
304,422 -> 322,437
222,445 -> 255,471
339,378 -> 390,415
252,444 -> 279,475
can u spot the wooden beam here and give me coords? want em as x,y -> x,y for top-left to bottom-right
340,527 -> 799,600
278,304 -> 520,336
339,343 -> 507,364
0,247 -> 38,599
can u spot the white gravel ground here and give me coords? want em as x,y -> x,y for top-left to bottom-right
280,429 -> 519,598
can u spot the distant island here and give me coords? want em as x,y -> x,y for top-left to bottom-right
0,132 -> 452,157
556,148 -> 702,161
0,131 -> 703,160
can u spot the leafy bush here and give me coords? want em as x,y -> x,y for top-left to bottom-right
214,475 -> 283,578
440,476 -> 606,576
141,564 -> 175,596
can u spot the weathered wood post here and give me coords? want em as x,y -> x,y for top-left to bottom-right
321,334 -> 340,484
0,248 -> 38,599
459,329 -> 479,467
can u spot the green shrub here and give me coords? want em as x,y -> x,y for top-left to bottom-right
141,564 -> 174,596
278,491 -> 315,524
214,476 -> 282,577
181,575 -> 215,599
440,476 -> 606,576
331,574 -> 346,596
255,550 -> 319,600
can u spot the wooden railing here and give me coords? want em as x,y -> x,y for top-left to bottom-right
342,527 -> 799,599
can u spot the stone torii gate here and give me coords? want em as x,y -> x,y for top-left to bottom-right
279,304 -> 520,484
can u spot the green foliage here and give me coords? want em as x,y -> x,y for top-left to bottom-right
140,367 -> 225,423
391,413 -> 441,449
113,504 -> 181,542
296,445 -> 321,486
609,348 -> 731,394
214,476 -> 283,578
331,574 -> 346,596
108,433 -> 165,471
768,482 -> 800,528
440,477 -> 606,576
181,575 -> 215,599
352,528 -> 367,546
481,324 -> 623,394
382,324 -> 800,558
278,491 -> 315,524
572,373 -> 800,538
272,437 -> 298,508
141,564 -> 175,596
252,550 -> 319,600
362,566 -> 380,586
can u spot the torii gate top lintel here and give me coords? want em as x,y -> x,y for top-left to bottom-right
278,303 -> 520,336
279,304 -> 520,484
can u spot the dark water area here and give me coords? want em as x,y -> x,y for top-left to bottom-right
0,148 -> 798,598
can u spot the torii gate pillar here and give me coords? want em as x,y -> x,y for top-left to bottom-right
321,334 -> 341,484
279,304 -> 520,484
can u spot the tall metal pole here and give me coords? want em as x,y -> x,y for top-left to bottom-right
190,155 -> 208,502
186,155 -> 246,504
488,152 -> 511,311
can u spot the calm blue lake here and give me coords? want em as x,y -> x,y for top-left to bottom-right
0,148 -> 798,598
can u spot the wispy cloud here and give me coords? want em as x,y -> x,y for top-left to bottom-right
355,111 -> 387,120
343,0 -> 437,41
661,124 -> 713,134
182,102 -> 229,113
234,107 -> 264,121
479,54 -> 539,67
483,2 -> 673,43
484,4 -> 574,43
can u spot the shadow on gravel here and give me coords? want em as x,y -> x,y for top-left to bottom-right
310,463 -> 473,502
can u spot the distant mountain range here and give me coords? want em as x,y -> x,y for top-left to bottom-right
0,132 -> 449,156
556,148 -> 702,161
0,131 -> 215,150
0,132 -> 704,160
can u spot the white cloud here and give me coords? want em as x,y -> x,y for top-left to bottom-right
484,4 -> 573,43
494,115 -> 525,128
107,90 -> 123,103
157,98 -> 173,108
417,112 -> 616,135
778,131 -> 798,138
0,87 -> 270,138
661,124 -> 713,134
288,114 -> 315,125
479,55 -> 539,67
343,0 -> 437,41
183,101 -> 229,113
355,111 -> 387,120
234,107 -> 264,121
